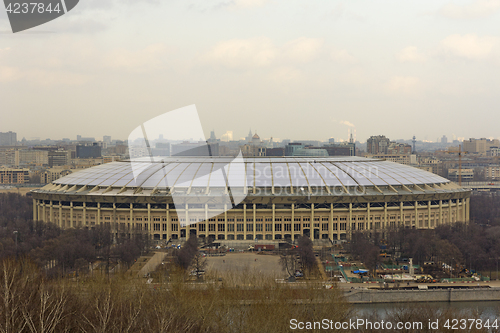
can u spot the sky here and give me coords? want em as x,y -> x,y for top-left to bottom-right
1,0 -> 500,143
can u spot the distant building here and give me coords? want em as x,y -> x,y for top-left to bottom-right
448,168 -> 474,182
485,166 -> 500,180
0,148 -> 16,166
246,129 -> 253,143
171,142 -> 219,156
387,142 -> 412,155
285,143 -> 305,156
48,150 -> 71,167
463,138 -> 500,154
308,144 -> 354,156
40,168 -> 73,184
364,154 -> 417,165
76,143 -> 102,158
209,130 -> 217,142
0,131 -> 17,146
76,135 -> 96,142
367,135 -> 391,154
0,168 -> 29,184
15,150 -> 49,166
441,135 -> 448,144
103,136 -> 112,144
265,147 -> 285,156
293,148 -> 329,157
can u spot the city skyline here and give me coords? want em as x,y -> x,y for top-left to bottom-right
1,0 -> 500,141
0,129 -> 490,145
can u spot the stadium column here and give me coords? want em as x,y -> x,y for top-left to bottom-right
439,200 -> 443,225
32,199 -> 37,221
465,198 -> 470,222
428,201 -> 431,228
184,203 -> 189,235
456,199 -> 460,223
348,203 -> 352,238
37,200 -> 42,222
49,200 -> 53,223
329,203 -> 334,241
97,202 -> 101,226
114,203 -> 118,237
129,203 -> 134,234
311,203 -> 315,237
414,201 -> 418,228
383,202 -> 387,230
272,203 -> 275,240
224,205 -> 228,240
291,204 -> 294,241
448,199 -> 451,224
83,202 -> 86,227
58,202 -> 62,228
243,204 -> 247,240
69,202 -> 73,227
148,203 -> 152,239
243,204 -> 247,239
167,203 -> 171,240
42,202 -> 46,222
253,204 -> 256,240
399,202 -> 403,228
367,202 -> 371,230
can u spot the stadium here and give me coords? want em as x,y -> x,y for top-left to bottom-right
31,156 -> 471,243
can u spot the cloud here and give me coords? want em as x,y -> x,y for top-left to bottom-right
282,37 -> 324,63
201,37 -> 325,68
439,34 -> 500,59
331,49 -> 357,64
386,76 -> 420,94
0,66 -> 20,82
439,0 -> 500,19
268,66 -> 301,83
233,0 -> 269,8
202,37 -> 276,68
103,43 -> 172,72
396,46 -> 427,63
328,3 -> 366,22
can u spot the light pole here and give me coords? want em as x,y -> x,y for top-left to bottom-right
13,231 -> 18,258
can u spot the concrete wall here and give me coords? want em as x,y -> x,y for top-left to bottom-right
344,288 -> 500,304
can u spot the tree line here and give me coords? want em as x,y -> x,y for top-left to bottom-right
0,193 -> 148,275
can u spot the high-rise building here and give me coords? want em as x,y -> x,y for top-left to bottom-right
441,135 -> 448,144
367,135 -> 391,154
0,131 -> 17,146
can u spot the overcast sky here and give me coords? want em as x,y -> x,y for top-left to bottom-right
1,0 -> 500,143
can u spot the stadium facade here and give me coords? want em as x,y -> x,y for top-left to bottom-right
31,157 -> 471,242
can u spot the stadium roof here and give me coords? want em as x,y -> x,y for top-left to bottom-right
35,157 -> 465,197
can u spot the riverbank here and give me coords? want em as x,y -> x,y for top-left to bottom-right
344,285 -> 500,304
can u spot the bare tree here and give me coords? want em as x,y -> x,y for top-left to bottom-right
279,249 -> 299,278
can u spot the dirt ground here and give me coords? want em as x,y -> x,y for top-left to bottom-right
205,252 -> 286,278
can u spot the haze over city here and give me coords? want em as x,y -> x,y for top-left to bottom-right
2,0 -> 500,141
